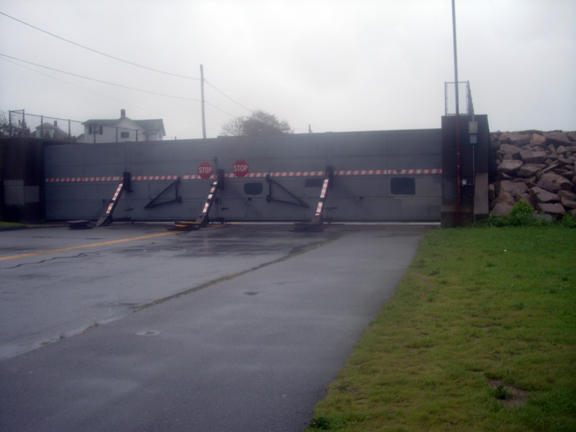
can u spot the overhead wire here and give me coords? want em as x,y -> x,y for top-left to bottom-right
205,80 -> 307,131
1,53 -> 231,132
0,10 -> 255,117
0,11 -> 301,134
0,56 -> 202,128
0,53 -> 200,101
205,80 -> 253,113
204,101 -> 235,118
0,11 -> 199,81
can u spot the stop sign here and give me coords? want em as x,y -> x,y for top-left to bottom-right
198,162 -> 213,179
233,160 -> 249,177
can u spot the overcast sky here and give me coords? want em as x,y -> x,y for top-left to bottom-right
1,0 -> 575,140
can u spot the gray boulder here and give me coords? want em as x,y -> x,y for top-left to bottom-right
492,203 -> 514,217
561,197 -> 576,209
519,149 -> 547,164
499,144 -> 522,157
537,178 -> 561,193
493,191 -> 516,207
518,164 -> 544,178
497,160 -> 523,174
530,187 -> 560,203
545,132 -> 571,147
537,202 -> 566,216
530,133 -> 547,147
558,190 -> 576,200
496,180 -> 528,196
541,172 -> 573,190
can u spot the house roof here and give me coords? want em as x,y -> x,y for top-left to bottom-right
83,116 -> 165,137
82,119 -> 123,127
134,119 -> 166,137
34,122 -> 70,139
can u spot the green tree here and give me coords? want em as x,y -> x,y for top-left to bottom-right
221,110 -> 293,137
0,110 -> 31,137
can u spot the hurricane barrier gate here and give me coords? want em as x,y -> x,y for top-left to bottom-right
3,129 -> 445,223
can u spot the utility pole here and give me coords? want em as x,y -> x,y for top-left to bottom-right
452,0 -> 462,209
200,64 -> 207,139
452,0 -> 460,116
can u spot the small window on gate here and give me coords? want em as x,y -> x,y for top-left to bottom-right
305,178 -> 324,188
121,132 -> 129,138
244,182 -> 263,195
390,177 -> 416,195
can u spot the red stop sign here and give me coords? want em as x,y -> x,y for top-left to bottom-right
198,162 -> 213,179
233,160 -> 249,177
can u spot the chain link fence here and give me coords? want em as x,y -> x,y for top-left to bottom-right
5,110 -> 83,141
4,110 -> 154,142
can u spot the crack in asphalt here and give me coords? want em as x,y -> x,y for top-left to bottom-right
132,233 -> 346,313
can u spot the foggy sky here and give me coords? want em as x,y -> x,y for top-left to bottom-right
1,0 -> 575,139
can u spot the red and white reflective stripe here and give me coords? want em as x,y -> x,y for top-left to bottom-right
105,183 -> 123,215
131,175 -> 178,181
314,179 -> 329,216
319,179 -> 329,199
201,180 -> 220,214
335,170 -> 388,176
46,169 -> 441,183
334,169 -> 441,176
45,176 -> 121,183
201,202 -> 210,214
270,171 -> 325,177
394,169 -> 442,175
182,174 -> 216,180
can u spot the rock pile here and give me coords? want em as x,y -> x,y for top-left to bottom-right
490,130 -> 576,218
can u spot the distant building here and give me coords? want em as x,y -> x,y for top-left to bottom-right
32,121 -> 71,140
79,109 -> 166,143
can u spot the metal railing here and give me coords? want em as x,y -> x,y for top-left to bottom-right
444,81 -> 474,116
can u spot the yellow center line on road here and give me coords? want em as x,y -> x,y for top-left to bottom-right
0,231 -> 176,262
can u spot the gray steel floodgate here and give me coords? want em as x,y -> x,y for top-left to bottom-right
0,224 -> 426,432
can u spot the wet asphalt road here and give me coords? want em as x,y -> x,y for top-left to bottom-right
0,223 -> 429,432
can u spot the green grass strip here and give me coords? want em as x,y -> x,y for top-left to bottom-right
0,222 -> 25,229
308,227 -> 576,432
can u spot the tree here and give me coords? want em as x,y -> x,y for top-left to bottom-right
0,110 -> 31,138
221,110 -> 293,137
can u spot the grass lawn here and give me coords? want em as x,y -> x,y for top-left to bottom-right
307,227 -> 576,432
0,222 -> 25,229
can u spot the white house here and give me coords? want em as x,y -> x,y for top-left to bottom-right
32,121 -> 71,140
80,109 -> 166,143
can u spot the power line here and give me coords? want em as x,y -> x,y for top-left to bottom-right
204,101 -> 235,118
0,11 -> 259,126
0,11 -> 199,81
0,53 -> 200,101
205,80 -> 253,113
0,56 -> 201,128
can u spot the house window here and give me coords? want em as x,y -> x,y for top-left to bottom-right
121,132 -> 129,138
390,177 -> 416,195
89,125 -> 103,135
